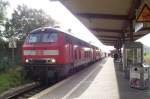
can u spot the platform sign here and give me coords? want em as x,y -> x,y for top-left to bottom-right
136,4 -> 150,22
9,37 -> 17,48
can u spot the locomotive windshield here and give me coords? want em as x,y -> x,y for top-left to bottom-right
27,32 -> 58,43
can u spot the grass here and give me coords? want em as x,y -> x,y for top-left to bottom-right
144,53 -> 150,65
0,66 -> 27,94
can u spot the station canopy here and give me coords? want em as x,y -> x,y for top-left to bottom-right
58,0 -> 150,46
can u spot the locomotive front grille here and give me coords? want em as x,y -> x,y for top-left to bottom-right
32,60 -> 46,64
25,58 -> 56,64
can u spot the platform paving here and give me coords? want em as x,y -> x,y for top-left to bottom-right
29,57 -> 150,99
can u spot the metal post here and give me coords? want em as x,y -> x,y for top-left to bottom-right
116,40 -> 119,59
122,32 -> 125,44
129,20 -> 134,41
12,48 -> 15,64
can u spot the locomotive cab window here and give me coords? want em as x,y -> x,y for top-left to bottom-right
42,33 -> 58,42
26,32 -> 58,43
27,33 -> 40,43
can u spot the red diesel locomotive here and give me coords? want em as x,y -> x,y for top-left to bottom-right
22,27 -> 102,81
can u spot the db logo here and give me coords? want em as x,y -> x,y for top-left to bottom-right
36,50 -> 43,55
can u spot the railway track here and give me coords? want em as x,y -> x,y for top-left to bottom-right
0,76 -> 65,99
0,82 -> 46,99
0,62 -> 98,99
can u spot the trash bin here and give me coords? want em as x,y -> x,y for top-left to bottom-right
130,64 -> 149,89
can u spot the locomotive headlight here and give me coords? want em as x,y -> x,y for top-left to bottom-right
47,58 -> 56,63
25,59 -> 32,63
25,59 -> 29,63
51,59 -> 56,63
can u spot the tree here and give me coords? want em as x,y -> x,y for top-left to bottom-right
3,20 -> 15,38
5,4 -> 56,40
0,0 -> 9,37
0,0 -> 9,48
0,0 -> 9,26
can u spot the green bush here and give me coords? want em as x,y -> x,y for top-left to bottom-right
144,52 -> 150,65
0,41 -> 30,93
0,66 -> 25,93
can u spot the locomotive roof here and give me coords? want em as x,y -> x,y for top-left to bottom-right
30,27 -> 65,33
29,27 -> 99,49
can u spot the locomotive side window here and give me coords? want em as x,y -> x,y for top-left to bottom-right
79,50 -> 81,59
75,50 -> 77,60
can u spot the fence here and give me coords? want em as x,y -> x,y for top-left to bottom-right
0,41 -> 23,71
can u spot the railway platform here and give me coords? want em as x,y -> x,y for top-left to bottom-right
29,57 -> 150,99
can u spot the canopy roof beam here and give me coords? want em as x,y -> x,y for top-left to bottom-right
100,39 -> 117,41
122,0 -> 141,31
98,35 -> 120,39
90,28 -> 123,33
76,13 -> 129,20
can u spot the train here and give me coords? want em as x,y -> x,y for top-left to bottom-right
22,27 -> 103,81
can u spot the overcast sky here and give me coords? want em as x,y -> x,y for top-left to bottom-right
6,0 -> 150,52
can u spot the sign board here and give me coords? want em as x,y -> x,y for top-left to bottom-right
136,4 -> 150,22
9,37 -> 17,48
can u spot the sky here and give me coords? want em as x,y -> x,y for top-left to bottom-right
137,33 -> 150,47
6,0 -> 150,51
